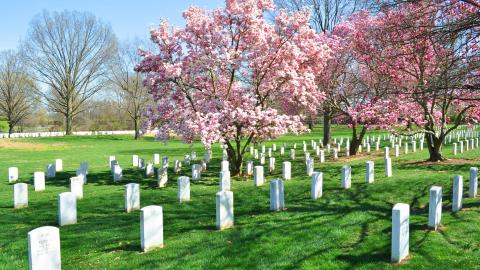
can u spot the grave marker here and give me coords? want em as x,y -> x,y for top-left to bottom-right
216,191 -> 234,230
140,205 -> 164,252
254,166 -> 264,187
58,192 -> 76,226
178,176 -> 190,202
125,183 -> 140,213
34,172 -> 45,191
28,226 -> 61,270
13,183 -> 28,208
452,175 -> 463,212
428,186 -> 442,230
311,172 -> 323,200
391,203 -> 410,263
341,165 -> 351,189
270,180 -> 285,211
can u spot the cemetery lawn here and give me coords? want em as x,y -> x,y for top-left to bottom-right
1,127 -> 479,270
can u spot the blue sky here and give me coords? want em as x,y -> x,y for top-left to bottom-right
0,0 -> 225,51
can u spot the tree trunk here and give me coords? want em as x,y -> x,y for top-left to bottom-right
226,141 -> 245,176
426,133 -> 446,161
8,123 -> 14,138
349,125 -> 367,156
323,109 -> 331,146
308,121 -> 314,131
65,114 -> 73,135
134,117 -> 140,140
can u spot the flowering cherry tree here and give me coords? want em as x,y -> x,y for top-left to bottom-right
349,1 -> 480,161
136,0 -> 331,175
317,14 -> 401,155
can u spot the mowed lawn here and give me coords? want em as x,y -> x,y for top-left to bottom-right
0,127 -> 479,269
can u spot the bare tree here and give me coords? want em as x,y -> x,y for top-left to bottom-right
0,50 -> 36,137
275,0 -> 372,144
107,39 -> 150,139
22,10 -> 117,134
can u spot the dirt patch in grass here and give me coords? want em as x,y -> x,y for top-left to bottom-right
333,151 -> 384,162
401,159 -> 478,166
0,140 -> 68,151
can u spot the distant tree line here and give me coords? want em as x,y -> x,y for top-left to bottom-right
0,10 -> 151,138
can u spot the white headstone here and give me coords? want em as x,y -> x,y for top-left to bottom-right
153,154 -> 160,165
395,144 -> 399,157
269,157 -> 275,173
384,147 -> 389,159
145,163 -> 155,177
158,168 -> 168,188
246,160 -> 253,176
453,143 -> 457,155
46,164 -> 56,178
254,166 -> 264,187
113,164 -> 123,182
290,149 -> 295,159
125,183 -> 140,213
220,170 -> 231,191
162,157 -> 169,168
140,205 -> 164,252
270,179 -> 284,211
428,186 -> 442,230
391,203 -> 409,263
282,161 -> 291,180
311,172 -> 323,200
58,192 -> 76,226
341,165 -> 351,189
8,167 -> 18,182
174,160 -> 182,174
469,167 -> 478,198
365,161 -> 374,184
192,164 -> 202,181
13,183 -> 28,208
34,172 -> 45,191
385,158 -> 392,177
55,159 -> 63,172
452,175 -> 463,212
178,176 -> 190,202
319,150 -> 325,163
216,191 -> 234,230
306,158 -> 314,176
28,226 -> 61,270
132,155 -> 139,167
138,158 -> 145,169
70,176 -> 84,199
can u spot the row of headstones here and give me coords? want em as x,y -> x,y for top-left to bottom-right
26,165 -> 478,268
8,159 -> 62,184
452,138 -> 479,155
248,158 -> 392,188
392,168 -> 478,263
245,136 -> 429,165
8,160 -> 89,195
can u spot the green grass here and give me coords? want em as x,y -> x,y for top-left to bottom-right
0,127 -> 479,269
0,121 -> 8,133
